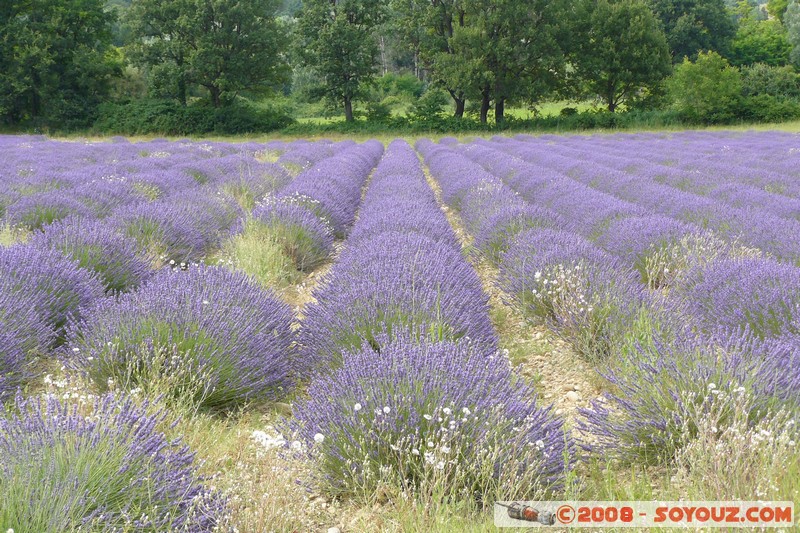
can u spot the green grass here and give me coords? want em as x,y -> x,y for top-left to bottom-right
220,219 -> 303,290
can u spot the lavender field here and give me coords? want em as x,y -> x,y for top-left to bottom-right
1,132 -> 799,531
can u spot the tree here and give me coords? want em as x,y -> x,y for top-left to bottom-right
573,0 -> 672,112
730,17 -> 791,66
447,0 -> 570,124
648,0 -> 737,61
667,50 -> 742,121
127,0 -> 289,107
767,0 -> 790,21
0,0 -> 118,126
786,0 -> 800,67
390,0 -> 470,117
295,0 -> 386,122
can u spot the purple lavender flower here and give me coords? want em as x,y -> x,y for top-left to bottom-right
578,330 -> 790,464
251,199 -> 334,271
288,338 -> 574,499
66,265 -> 295,411
0,244 -> 104,343
29,216 -> 152,294
277,141 -> 383,236
499,228 -> 647,360
299,232 -> 497,372
0,392 -> 224,531
0,286 -> 55,402
109,190 -> 242,263
676,257 -> 800,339
4,191 -> 95,230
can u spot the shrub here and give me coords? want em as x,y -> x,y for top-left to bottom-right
250,200 -> 334,272
4,191 -> 95,231
110,191 -> 242,264
472,203 -> 559,263
287,338 -> 574,502
93,99 -> 294,135
578,332 -> 772,464
300,232 -> 497,372
739,93 -> 800,122
595,215 -> 696,288
667,51 -> 743,123
66,266 -> 295,411
0,392 -> 224,531
0,286 -> 55,402
499,229 -> 648,360
30,217 -> 152,294
675,257 -> 800,339
0,244 -> 104,342
672,389 -> 800,501
740,63 -> 800,99
410,89 -> 450,121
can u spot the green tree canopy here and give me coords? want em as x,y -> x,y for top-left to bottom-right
0,0 -> 119,126
767,0 -> 790,21
390,0 -> 470,117
295,0 -> 386,122
667,50 -> 742,121
730,17 -> 791,66
127,0 -> 289,107
444,0 -> 570,124
786,0 -> 800,67
648,0 -> 736,61
573,0 -> 672,112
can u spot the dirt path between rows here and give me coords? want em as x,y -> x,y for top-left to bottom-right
419,157 -> 602,432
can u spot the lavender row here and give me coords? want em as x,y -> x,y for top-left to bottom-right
417,139 -> 652,362
299,140 -> 496,371
0,137 -> 352,238
290,140 -> 572,500
459,139 -> 800,341
442,135 -> 800,464
490,136 -> 800,264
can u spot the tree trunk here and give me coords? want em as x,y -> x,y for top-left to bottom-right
178,75 -> 187,107
479,90 -> 491,124
31,70 -> 41,118
380,36 -> 388,76
448,89 -> 465,118
454,97 -> 465,118
209,86 -> 222,108
344,96 -> 354,122
606,81 -> 617,113
495,97 -> 505,125
176,56 -> 187,106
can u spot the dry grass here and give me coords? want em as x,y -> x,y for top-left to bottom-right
0,224 -> 28,246
167,409 -> 341,533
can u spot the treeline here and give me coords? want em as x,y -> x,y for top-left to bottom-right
3,0 -> 800,133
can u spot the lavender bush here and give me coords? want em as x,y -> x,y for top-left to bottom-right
66,265 -> 295,411
109,191 -> 242,264
676,258 -> 800,339
300,232 -> 497,372
578,331 -> 789,464
0,244 -> 104,342
250,199 -> 334,272
4,191 -> 95,230
288,338 -> 574,502
499,229 -> 647,360
0,287 -> 55,402
30,217 -> 152,294
0,392 -> 224,531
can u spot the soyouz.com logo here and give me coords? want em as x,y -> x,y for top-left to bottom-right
494,501 -> 795,528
